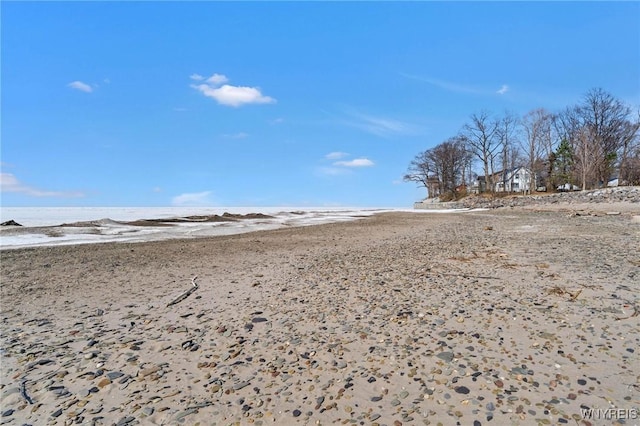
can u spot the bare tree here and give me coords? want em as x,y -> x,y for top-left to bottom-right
621,143 -> 640,185
577,88 -> 636,187
520,108 -> 553,194
573,126 -> 600,190
618,111 -> 640,185
461,111 -> 499,193
427,136 -> 469,199
404,150 -> 435,198
404,137 -> 471,200
496,111 -> 520,192
554,89 -> 637,189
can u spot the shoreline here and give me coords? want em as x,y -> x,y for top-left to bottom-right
1,209 -> 638,425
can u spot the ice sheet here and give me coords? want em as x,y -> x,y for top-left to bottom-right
0,206 -> 478,249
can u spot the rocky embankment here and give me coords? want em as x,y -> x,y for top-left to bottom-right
416,186 -> 640,210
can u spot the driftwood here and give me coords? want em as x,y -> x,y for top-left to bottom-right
20,380 -> 34,405
167,276 -> 199,307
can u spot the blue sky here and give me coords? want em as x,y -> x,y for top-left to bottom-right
1,1 -> 638,207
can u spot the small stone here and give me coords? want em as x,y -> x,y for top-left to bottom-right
292,409 -> 302,417
139,366 -> 160,377
116,416 -> 136,426
233,381 -> 251,391
51,408 -> 63,418
97,378 -> 111,388
1,409 -> 14,417
455,386 -> 470,394
106,372 -> 124,380
336,361 -> 347,369
437,352 -> 454,362
567,393 -> 577,400
142,407 -> 154,416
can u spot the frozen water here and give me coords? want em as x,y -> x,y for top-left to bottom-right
0,206 -> 475,249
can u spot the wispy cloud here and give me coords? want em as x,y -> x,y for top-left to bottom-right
191,73 -> 276,107
325,151 -> 349,160
67,81 -> 93,93
171,191 -> 214,206
0,172 -> 85,198
400,73 -> 484,95
222,132 -> 249,139
334,158 -> 374,167
190,74 -> 204,81
339,109 -> 419,137
402,73 -> 511,97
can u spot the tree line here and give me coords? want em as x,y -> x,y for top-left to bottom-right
404,88 -> 640,200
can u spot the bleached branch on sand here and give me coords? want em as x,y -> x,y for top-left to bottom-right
167,276 -> 199,307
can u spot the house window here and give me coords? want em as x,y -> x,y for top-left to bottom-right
515,173 -> 520,180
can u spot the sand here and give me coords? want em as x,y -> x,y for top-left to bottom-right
1,206 -> 639,425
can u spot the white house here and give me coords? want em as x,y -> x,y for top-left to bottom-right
474,166 -> 534,193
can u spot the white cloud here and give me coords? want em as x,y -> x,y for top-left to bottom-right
68,81 -> 93,93
497,84 -> 509,95
0,172 -> 85,198
334,158 -> 375,167
190,74 -> 205,81
190,73 -> 276,107
325,151 -> 349,160
206,73 -> 229,85
171,191 -> 214,206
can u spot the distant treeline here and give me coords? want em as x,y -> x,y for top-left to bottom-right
405,88 -> 640,200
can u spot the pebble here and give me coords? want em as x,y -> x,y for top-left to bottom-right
437,352 -> 454,362
106,371 -> 124,380
454,386 -> 470,394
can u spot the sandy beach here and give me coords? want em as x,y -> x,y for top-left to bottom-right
1,206 -> 639,425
